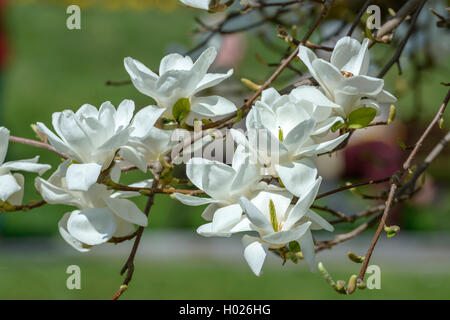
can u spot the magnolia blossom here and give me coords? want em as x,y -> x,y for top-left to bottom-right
124,47 -> 236,125
0,127 -> 51,204
298,36 -> 397,117
231,88 -> 349,197
119,105 -> 175,172
36,100 -> 135,191
173,147 -> 266,237
35,160 -> 148,252
238,177 -> 333,276
247,87 -> 343,138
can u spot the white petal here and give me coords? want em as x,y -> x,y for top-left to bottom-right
312,59 -> 345,97
7,173 -> 25,205
119,145 -> 148,172
290,86 -> 339,109
112,179 -> 154,199
124,57 -> 158,97
194,69 -> 233,94
131,105 -> 165,138
35,176 -> 83,207
104,197 -> 148,227
211,203 -> 243,233
276,158 -> 317,197
262,221 -> 311,245
229,217 -> 253,233
115,99 -> 135,130
189,95 -> 237,119
313,116 -> 344,136
331,37 -> 370,76
284,177 -> 321,229
95,127 -> 132,156
179,0 -> 210,10
59,212 -> 91,252
375,89 -> 397,103
298,229 -> 316,271
201,202 -> 221,221
186,158 -> 235,199
283,119 -> 316,151
36,122 -> 75,158
261,87 -> 281,105
159,53 -> 193,75
0,126 -> 10,164
0,173 -> 21,201
337,75 -> 384,96
249,190 -> 292,222
173,193 -> 218,206
196,222 -> 232,237
297,45 -> 320,85
238,196 -> 272,233
243,236 -> 267,276
306,209 -> 334,232
113,216 -> 137,238
66,163 -> 102,191
55,110 -> 94,158
298,133 -> 349,156
67,208 -> 117,245
2,157 -> 51,175
191,47 -> 217,77
230,159 -> 261,196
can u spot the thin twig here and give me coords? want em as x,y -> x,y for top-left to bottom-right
111,164 -> 162,300
358,89 -> 450,282
377,0 -> 426,78
8,135 -> 69,159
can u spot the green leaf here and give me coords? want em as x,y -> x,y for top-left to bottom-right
269,199 -> 278,232
172,98 -> 191,123
348,107 -> 376,129
288,241 -> 301,253
331,120 -> 346,132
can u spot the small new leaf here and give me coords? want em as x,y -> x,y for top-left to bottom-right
397,138 -> 407,150
289,241 -> 301,253
241,78 -> 262,91
348,107 -> 377,129
384,225 -> 400,238
172,98 -> 191,123
348,251 -> 365,263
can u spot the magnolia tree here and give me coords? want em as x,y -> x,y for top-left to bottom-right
2,0 -> 449,299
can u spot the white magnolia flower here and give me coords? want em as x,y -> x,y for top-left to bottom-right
36,100 -> 135,191
35,160 -> 148,252
298,36 -> 397,117
0,127 -> 51,204
231,89 -> 349,197
237,177 -> 333,276
247,87 -> 343,139
124,47 -> 236,125
179,0 -> 228,11
119,105 -> 175,172
173,147 -> 265,237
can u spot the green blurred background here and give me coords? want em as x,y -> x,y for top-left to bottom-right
0,0 -> 449,299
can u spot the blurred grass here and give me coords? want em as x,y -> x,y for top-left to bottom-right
0,254 -> 449,299
0,2 -> 449,237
